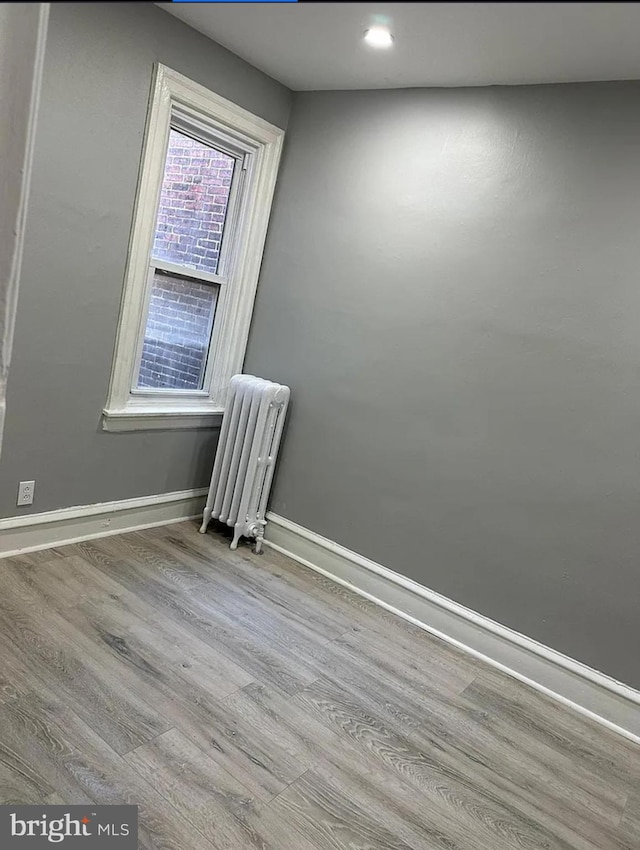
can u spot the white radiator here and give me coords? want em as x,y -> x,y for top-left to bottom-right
199,374 -> 290,552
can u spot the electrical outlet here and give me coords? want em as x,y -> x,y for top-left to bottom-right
17,480 -> 35,506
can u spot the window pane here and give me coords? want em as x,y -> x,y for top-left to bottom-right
137,271 -> 219,391
152,128 -> 236,275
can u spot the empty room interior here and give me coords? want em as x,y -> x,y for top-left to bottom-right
2,2 -> 640,847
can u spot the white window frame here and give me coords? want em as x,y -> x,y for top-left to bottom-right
103,64 -> 284,431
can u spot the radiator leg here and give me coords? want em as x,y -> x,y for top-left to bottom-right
199,507 -> 213,534
230,524 -> 243,550
253,523 -> 265,555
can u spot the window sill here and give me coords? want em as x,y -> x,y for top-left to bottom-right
102,407 -> 223,432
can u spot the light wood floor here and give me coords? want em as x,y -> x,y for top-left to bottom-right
0,521 -> 637,849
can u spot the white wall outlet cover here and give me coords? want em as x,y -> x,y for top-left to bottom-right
17,480 -> 35,506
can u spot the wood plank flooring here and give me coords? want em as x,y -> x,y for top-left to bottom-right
0,520 -> 637,849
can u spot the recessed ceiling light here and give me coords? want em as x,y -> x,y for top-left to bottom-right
363,26 -> 394,49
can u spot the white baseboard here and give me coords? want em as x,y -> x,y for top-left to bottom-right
0,488 -> 208,558
265,512 -> 640,745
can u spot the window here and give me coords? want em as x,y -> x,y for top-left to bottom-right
103,65 -> 284,431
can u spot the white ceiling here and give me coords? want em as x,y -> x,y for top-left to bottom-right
160,2 -> 640,92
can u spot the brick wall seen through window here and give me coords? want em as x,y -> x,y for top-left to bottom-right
138,129 -> 233,390
138,272 -> 218,390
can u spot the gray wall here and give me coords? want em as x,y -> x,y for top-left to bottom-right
0,4 -> 45,458
246,84 -> 640,688
0,3 -> 290,516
